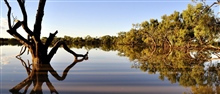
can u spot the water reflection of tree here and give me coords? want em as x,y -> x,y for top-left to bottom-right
10,53 -> 88,94
117,46 -> 220,94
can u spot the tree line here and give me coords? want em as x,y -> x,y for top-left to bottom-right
0,38 -> 22,45
117,2 -> 220,48
2,2 -> 220,49
50,1 -> 220,49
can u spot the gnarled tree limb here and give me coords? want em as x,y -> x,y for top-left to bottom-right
7,30 -> 31,47
4,0 -> 31,47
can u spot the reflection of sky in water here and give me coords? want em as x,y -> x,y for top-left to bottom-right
1,55 -> 11,66
1,46 -> 18,69
1,46 -> 189,94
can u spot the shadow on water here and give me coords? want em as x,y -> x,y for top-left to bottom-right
116,45 -> 220,94
9,54 -> 88,94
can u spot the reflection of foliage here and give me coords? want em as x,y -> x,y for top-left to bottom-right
116,45 -> 144,61
116,44 -> 220,94
190,85 -> 220,94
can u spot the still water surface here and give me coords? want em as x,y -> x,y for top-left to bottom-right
1,46 -> 191,94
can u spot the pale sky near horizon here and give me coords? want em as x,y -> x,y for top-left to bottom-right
0,0 -> 219,38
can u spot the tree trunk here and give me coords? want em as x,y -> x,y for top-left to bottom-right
4,0 -> 89,93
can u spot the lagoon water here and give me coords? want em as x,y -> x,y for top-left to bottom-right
1,45 -> 191,94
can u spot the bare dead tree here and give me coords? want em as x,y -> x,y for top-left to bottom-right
4,0 -> 88,93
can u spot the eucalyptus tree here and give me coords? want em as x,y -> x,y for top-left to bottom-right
116,31 -> 127,44
141,2 -> 220,48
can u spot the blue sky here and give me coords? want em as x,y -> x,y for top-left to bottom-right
0,0 -> 219,38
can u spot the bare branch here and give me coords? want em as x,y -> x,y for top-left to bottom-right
33,0 -> 47,40
17,0 -> 34,36
12,13 -> 17,26
7,30 -> 31,47
17,0 -> 27,22
45,30 -> 58,48
199,2 -> 218,16
12,21 -> 22,30
4,0 -> 31,47
4,0 -> 12,29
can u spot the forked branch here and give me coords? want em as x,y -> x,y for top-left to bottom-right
4,0 -> 31,47
17,0 -> 38,44
7,30 -> 31,47
17,0 -> 31,33
17,0 -> 27,22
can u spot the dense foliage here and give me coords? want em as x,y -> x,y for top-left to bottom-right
117,2 -> 220,48
2,2 -> 220,48
116,45 -> 220,94
50,2 -> 220,48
